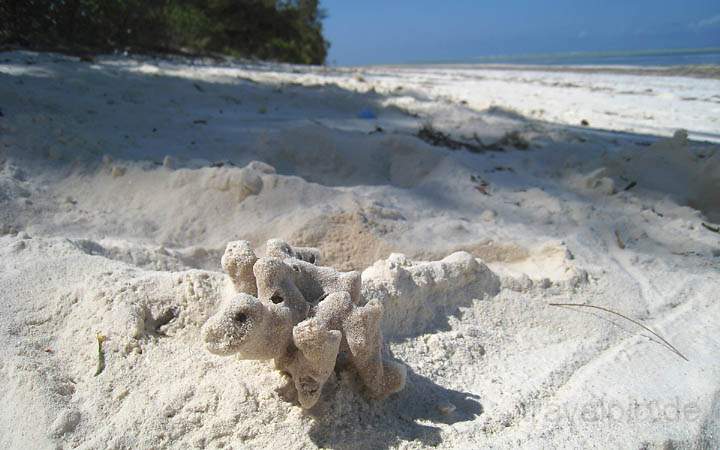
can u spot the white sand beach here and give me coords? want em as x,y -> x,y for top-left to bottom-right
1,51 -> 719,449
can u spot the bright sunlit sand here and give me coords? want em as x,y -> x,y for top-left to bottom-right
1,49 -> 718,448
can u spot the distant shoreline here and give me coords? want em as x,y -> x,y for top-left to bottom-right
392,47 -> 720,66
363,47 -> 720,78
373,63 -> 720,80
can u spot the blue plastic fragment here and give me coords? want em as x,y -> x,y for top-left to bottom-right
357,108 -> 376,119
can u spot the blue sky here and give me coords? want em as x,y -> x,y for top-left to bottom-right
322,0 -> 720,65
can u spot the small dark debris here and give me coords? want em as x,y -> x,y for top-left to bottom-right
193,119 -> 208,125
45,349 -> 53,353
581,119 -> 589,126
418,123 -> 484,152
369,126 -> 384,135
474,179 -> 490,195
210,160 -> 236,168
79,55 -> 95,63
193,82 -> 205,92
460,100 -> 468,105
635,141 -> 652,147
702,222 -> 720,233
651,208 -> 664,217
0,108 -> 4,117
418,124 -> 465,150
495,130 -> 529,150
490,166 -> 515,173
152,128 -> 157,133
623,181 -> 637,191
418,124 -> 529,153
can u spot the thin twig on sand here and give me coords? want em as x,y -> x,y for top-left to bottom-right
614,229 -> 626,249
548,303 -> 689,362
701,222 -> 720,233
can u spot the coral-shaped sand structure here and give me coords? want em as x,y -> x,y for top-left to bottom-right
202,239 -> 406,409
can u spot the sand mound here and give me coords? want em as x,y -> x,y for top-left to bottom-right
290,211 -> 397,271
487,243 -> 589,290
362,252 -> 501,338
0,234 -> 502,448
72,238 -> 220,271
413,240 -> 530,264
605,131 -> 720,221
257,125 -> 450,189
419,240 -> 588,291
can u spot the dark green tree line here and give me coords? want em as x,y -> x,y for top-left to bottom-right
0,0 -> 329,64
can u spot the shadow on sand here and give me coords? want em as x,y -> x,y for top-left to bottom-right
305,367 -> 483,449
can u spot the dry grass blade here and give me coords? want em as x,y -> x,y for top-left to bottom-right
548,303 -> 689,362
94,333 -> 106,376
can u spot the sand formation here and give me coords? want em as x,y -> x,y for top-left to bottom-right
202,239 -> 407,409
